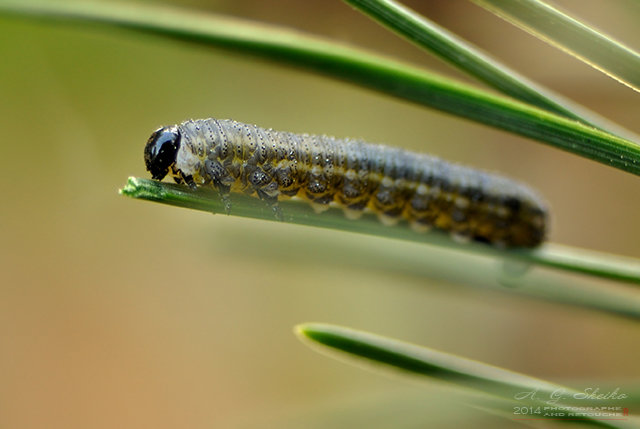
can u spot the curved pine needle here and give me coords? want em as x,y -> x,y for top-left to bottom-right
343,0 -> 638,140
296,323 -> 638,428
472,0 -> 640,93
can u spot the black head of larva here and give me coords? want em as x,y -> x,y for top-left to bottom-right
144,126 -> 181,180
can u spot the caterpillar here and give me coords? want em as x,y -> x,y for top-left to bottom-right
144,118 -> 547,247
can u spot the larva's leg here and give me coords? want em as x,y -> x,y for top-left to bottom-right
271,203 -> 284,222
448,204 -> 473,244
255,189 -> 283,221
204,159 -> 232,213
309,194 -> 333,214
409,220 -> 431,233
338,180 -> 367,219
343,203 -> 366,220
255,188 -> 277,205
217,184 -> 232,215
248,168 -> 284,221
372,186 -> 403,226
183,174 -> 197,191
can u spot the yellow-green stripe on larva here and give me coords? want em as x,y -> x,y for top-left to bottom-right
144,118 -> 548,247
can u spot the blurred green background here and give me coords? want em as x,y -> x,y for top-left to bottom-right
1,1 -> 639,427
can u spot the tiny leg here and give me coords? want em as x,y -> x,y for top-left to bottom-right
256,189 -> 283,221
217,184 -> 232,214
182,174 -> 197,191
204,160 -> 233,214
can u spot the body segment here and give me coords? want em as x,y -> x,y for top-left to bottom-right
144,118 -> 547,247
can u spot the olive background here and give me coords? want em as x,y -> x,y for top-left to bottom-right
1,1 -> 639,428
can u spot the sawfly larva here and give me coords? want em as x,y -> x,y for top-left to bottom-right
144,118 -> 548,247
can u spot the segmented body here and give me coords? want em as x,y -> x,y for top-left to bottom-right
149,118 -> 547,247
